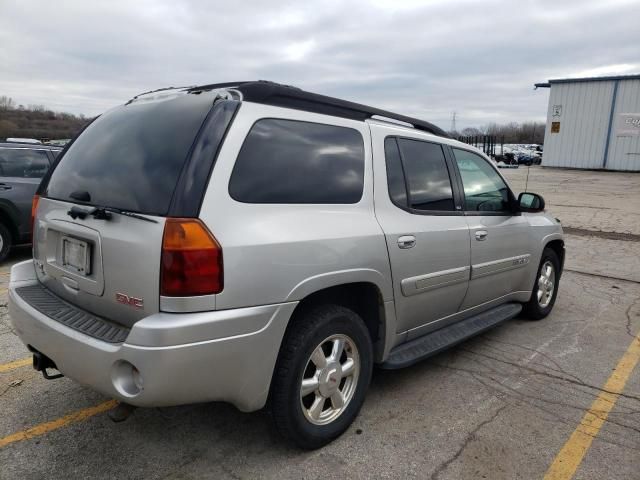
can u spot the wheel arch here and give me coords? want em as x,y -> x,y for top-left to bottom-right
543,237 -> 565,275
286,280 -> 391,363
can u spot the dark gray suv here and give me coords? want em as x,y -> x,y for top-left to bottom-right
0,142 -> 61,261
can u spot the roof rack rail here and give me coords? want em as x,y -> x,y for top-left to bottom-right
369,115 -> 415,129
185,80 -> 449,138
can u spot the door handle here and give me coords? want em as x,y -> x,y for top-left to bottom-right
0,183 -> 11,191
397,235 -> 416,249
475,230 -> 488,241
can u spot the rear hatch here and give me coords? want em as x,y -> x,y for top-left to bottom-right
33,90 -> 223,328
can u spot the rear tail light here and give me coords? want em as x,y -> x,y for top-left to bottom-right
30,195 -> 40,241
160,218 -> 223,296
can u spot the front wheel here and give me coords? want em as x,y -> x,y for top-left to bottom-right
522,247 -> 560,320
270,304 -> 373,449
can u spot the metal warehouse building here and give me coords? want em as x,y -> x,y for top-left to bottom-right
535,74 -> 640,171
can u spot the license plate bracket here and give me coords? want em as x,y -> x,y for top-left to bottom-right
61,236 -> 91,275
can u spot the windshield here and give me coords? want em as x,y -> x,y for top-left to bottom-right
44,93 -> 213,215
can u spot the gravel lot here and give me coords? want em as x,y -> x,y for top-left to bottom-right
0,166 -> 639,480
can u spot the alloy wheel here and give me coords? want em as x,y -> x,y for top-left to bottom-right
537,260 -> 555,308
300,334 -> 360,426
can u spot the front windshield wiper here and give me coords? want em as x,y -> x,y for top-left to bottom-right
67,205 -> 158,223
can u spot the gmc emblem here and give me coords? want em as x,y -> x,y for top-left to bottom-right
115,293 -> 144,309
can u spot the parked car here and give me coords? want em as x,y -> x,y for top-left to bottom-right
5,138 -> 42,145
8,81 -> 564,448
494,151 -> 517,165
517,152 -> 542,166
0,142 -> 61,261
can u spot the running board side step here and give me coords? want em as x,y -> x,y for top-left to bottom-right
380,303 -> 522,369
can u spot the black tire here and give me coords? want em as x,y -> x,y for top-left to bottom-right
0,223 -> 12,263
522,247 -> 560,320
270,304 -> 373,449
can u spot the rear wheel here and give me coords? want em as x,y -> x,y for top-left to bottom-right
522,248 -> 560,320
270,304 -> 373,449
0,223 -> 12,263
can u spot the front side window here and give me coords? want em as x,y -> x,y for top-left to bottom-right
390,138 -> 454,212
229,119 -> 364,203
0,149 -> 50,178
453,148 -> 511,212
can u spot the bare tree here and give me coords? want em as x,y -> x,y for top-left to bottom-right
0,119 -> 18,137
467,121 -> 545,144
0,96 -> 15,110
461,127 -> 482,136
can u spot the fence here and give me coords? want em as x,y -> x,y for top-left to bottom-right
456,135 -> 501,157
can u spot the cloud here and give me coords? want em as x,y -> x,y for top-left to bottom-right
0,0 -> 638,129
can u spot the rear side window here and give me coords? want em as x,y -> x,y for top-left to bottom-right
229,119 -> 364,204
384,138 -> 408,207
44,94 -> 214,215
0,148 -> 50,178
385,138 -> 455,212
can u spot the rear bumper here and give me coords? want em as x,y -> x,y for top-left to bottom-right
8,260 -> 297,412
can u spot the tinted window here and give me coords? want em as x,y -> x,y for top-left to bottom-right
453,148 -> 511,212
45,94 -> 214,215
397,139 -> 454,211
229,119 -> 364,203
0,148 -> 50,178
384,137 -> 407,208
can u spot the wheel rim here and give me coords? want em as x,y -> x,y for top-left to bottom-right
0,232 -> 4,252
537,260 -> 555,308
300,334 -> 360,426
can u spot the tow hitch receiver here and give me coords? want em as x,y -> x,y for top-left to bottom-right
32,350 -> 64,380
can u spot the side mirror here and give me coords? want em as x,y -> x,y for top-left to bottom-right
518,192 -> 545,212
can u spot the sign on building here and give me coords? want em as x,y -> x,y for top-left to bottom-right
616,113 -> 640,137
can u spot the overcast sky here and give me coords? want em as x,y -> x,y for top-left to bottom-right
1,0 -> 639,129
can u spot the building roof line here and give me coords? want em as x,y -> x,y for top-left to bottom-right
534,73 -> 640,88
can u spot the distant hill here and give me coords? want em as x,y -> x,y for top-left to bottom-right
0,96 -> 92,141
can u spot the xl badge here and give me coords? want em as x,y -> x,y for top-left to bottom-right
115,293 -> 143,309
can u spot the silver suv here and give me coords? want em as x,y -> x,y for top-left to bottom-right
9,81 -> 564,448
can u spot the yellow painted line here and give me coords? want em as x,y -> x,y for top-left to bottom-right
544,333 -> 640,480
0,400 -> 118,448
0,357 -> 31,373
0,288 -> 7,294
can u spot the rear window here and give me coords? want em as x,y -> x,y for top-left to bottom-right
44,94 -> 214,215
0,148 -> 50,178
229,119 -> 364,204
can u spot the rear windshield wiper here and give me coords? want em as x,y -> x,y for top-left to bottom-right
67,205 -> 158,223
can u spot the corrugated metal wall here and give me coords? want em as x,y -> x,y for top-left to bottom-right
542,79 -> 640,171
542,81 -> 614,169
606,79 -> 640,171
